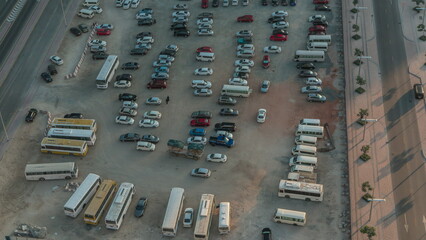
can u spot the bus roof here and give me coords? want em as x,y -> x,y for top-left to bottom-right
221,84 -> 251,91
105,182 -> 134,220
41,137 -> 87,147
297,125 -> 324,131
64,173 -> 101,209
52,118 -> 96,125
279,180 -> 323,193
295,50 -> 325,56
96,55 -> 119,81
194,194 -> 215,235
25,162 -> 75,173
85,180 -> 117,216
48,128 -> 94,137
162,187 -> 185,229
276,208 -> 306,219
218,202 -> 230,227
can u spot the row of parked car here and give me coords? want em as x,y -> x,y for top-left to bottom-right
202,0 -> 249,8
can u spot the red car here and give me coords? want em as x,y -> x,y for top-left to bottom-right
237,15 -> 254,23
313,0 -> 329,4
201,0 -> 208,8
147,80 -> 167,89
309,25 -> 326,32
270,34 -> 288,41
197,46 -> 213,53
96,29 -> 111,36
262,55 -> 271,69
190,118 -> 210,127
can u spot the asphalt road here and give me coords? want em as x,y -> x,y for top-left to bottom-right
0,0 -> 72,138
374,0 -> 426,239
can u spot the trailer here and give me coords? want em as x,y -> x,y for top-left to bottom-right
167,139 -> 204,160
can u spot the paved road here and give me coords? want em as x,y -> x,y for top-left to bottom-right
0,0 -> 72,139
374,0 -> 426,239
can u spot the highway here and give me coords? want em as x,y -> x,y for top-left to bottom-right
374,0 -> 426,239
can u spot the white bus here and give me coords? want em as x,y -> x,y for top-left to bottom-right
64,173 -> 101,218
51,118 -> 97,132
295,125 -> 324,138
273,208 -> 307,226
308,35 -> 332,45
293,50 -> 325,62
96,55 -> 119,89
162,187 -> 185,237
47,128 -> 96,146
84,180 -> 117,225
25,162 -> 78,181
218,202 -> 230,234
194,194 -> 215,240
41,137 -> 88,156
105,182 -> 135,230
278,180 -> 323,202
220,85 -> 252,97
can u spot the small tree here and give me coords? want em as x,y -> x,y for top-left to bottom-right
357,108 -> 369,125
362,181 -> 373,201
360,145 -> 371,161
360,225 -> 377,240
412,0 -> 425,5
352,24 -> 360,32
352,34 -> 362,40
354,48 -> 364,56
353,0 -> 359,5
355,76 -> 366,94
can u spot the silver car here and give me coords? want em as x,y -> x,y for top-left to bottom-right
307,93 -> 326,103
198,28 -> 214,36
301,86 -> 322,93
194,88 -> 213,96
236,50 -> 255,58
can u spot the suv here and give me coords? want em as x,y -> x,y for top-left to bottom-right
147,80 -> 167,89
218,96 -> 237,105
174,29 -> 190,37
170,23 -> 187,31
119,93 -> 137,101
122,62 -> 140,70
130,48 -> 148,56
198,12 -> 213,19
191,111 -> 212,119
214,122 -> 236,132
92,52 -> 109,60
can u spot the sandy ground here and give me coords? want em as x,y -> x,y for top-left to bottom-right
0,1 -> 350,239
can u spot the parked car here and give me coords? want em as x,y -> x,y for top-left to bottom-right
122,101 -> 138,109
153,60 -> 172,67
261,80 -> 270,92
234,59 -> 254,67
307,93 -> 327,102
70,27 -> 82,36
201,0 -> 209,8
78,23 -> 89,33
114,80 -> 131,88
264,46 -> 282,53
88,5 -> 103,13
173,16 -> 189,23
115,115 -> 135,125
130,48 -> 148,56
25,108 -> 37,122
296,62 -> 316,70
64,113 -> 83,119
272,21 -> 289,29
187,136 -> 207,145
189,128 -> 207,136
197,18 -> 213,25
137,8 -> 153,14
309,25 -> 327,32
174,3 -> 188,10
305,77 -> 322,85
194,88 -> 213,96
271,10 -> 288,17
194,68 -> 213,76
138,18 -> 156,26
299,70 -> 318,77
89,39 -> 107,47
136,141 -> 155,151
141,134 -> 160,143
139,119 -> 159,128
154,67 -> 169,73
151,72 -> 169,80
212,0 -> 219,7
290,0 -> 296,6
315,4 -> 331,11
120,133 -> 141,142
119,107 -> 137,117
236,30 -> 253,37
134,197 -> 148,217
190,118 -> 210,127
198,23 -> 213,29
301,86 -> 322,93
262,228 -> 272,240
145,97 -> 162,105
191,168 -> 211,178
47,64 -> 57,75
191,111 -> 213,119
50,55 -> 63,65
136,32 -> 152,38
272,29 -> 289,35
220,108 -> 239,116
183,208 -> 194,228
308,14 -> 326,22
236,50 -> 255,58
198,28 -> 214,36
173,11 -> 191,17
96,29 -> 111,35
228,78 -> 248,86
119,93 -> 137,101
174,29 -> 190,37
270,34 -> 287,41
122,62 -> 140,70
267,16 -> 286,23
235,66 -> 251,73
237,15 -> 254,22
313,0 -> 329,3
233,72 -> 249,79
92,52 -> 108,60
262,0 -> 268,5
207,153 -> 227,163
147,80 -> 167,89
197,46 -> 213,53
197,12 -> 213,19
257,109 -> 267,123
237,44 -> 255,51
41,72 -> 53,83
262,55 -> 271,68
218,96 -> 237,105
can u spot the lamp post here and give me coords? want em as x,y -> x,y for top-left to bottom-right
355,6 -> 368,27
367,195 -> 386,222
361,118 -> 377,140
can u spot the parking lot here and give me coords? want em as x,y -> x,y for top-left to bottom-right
0,0 -> 350,239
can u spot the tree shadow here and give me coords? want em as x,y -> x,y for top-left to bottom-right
385,90 -> 416,131
389,148 -> 415,174
378,196 -> 413,227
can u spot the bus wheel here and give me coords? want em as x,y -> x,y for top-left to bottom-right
284,195 -> 290,198
305,198 -> 311,201
39,178 -> 45,181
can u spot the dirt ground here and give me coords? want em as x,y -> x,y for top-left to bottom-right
0,1 -> 350,239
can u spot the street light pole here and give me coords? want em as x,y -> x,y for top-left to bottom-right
367,195 -> 386,222
361,118 -> 377,140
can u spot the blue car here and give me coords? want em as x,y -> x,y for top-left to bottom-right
189,128 -> 206,136
154,66 -> 170,73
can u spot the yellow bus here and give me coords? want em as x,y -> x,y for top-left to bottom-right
84,179 -> 117,225
51,118 -> 97,132
41,138 -> 88,156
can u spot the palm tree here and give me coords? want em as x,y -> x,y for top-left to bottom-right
357,108 -> 369,119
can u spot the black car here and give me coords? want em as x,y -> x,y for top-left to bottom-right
262,0 -> 268,5
25,108 -> 38,122
268,16 -> 285,23
121,62 -> 140,70
214,122 -> 236,132
174,29 -> 190,37
299,70 -> 318,77
315,4 -> 331,11
119,133 -> 141,142
41,72 -> 52,83
282,0 -> 288,5
312,20 -> 329,27
220,108 -> 239,116
70,27 -> 81,36
136,32 -> 152,38
134,197 -> 148,218
191,111 -> 212,119
296,63 -> 316,70
233,72 -> 249,79
116,74 -> 132,81
272,29 -> 289,35
64,113 -> 83,119
130,48 -> 148,56
198,12 -> 213,19
262,228 -> 272,240
160,50 -> 177,57
138,19 -> 156,26
92,52 -> 109,60
170,23 -> 187,31
141,134 -> 160,143
119,93 -> 137,101
47,64 -> 57,75
78,24 -> 89,33
139,8 -> 153,14
212,0 -> 219,7
271,0 -> 279,6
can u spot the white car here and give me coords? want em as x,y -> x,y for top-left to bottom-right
145,97 -> 162,105
88,39 -> 106,47
88,6 -> 103,13
235,30 -> 253,37
187,136 -> 207,145
136,36 -> 154,44
174,4 -> 188,10
216,130 -> 233,139
153,60 -> 172,67
96,24 -> 114,30
122,0 -> 131,9
308,15 -> 326,22
197,18 -> 213,25
139,119 -> 159,128
272,21 -> 289,29
166,44 -> 179,52
228,78 -> 248,86
136,13 -> 152,20
172,11 -> 190,17
272,11 -> 289,17
119,107 -> 137,117
236,50 -> 255,58
198,23 -> 212,29
183,208 -> 193,228
114,80 -> 131,88
235,66 -> 251,73
232,0 -> 239,5
263,46 -> 281,53
207,153 -> 227,163
131,0 -> 141,8
50,55 -> 63,65
257,109 -> 267,123
144,110 -> 162,119
301,86 -> 322,93
237,44 -> 255,51
136,141 -> 155,151
194,68 -> 213,76
173,16 -> 189,23
158,55 -> 175,62
305,77 -> 322,85
194,88 -> 213,96
122,101 -> 138,109
115,115 -> 135,125
198,29 -> 214,36
234,59 -> 254,67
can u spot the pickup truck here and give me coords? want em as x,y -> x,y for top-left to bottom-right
209,136 -> 234,148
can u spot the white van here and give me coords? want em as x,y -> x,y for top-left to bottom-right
295,135 -> 317,146
192,80 -> 212,89
296,125 -> 324,138
223,0 -> 230,6
307,42 -> 328,52
289,156 -> 318,168
218,202 -> 231,234
291,145 -> 317,157
308,35 -> 332,45
299,118 -> 320,126
136,141 -> 155,151
290,165 -> 315,174
274,208 -> 307,226
196,52 -> 215,62
116,0 -> 124,7
78,9 -> 94,19
83,0 -> 99,7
